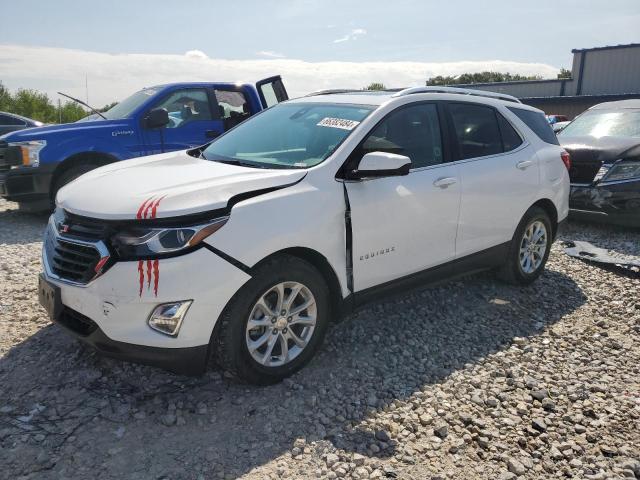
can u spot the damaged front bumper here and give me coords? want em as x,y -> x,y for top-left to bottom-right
569,179 -> 640,227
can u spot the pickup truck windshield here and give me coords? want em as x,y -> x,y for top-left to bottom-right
202,103 -> 374,168
77,88 -> 159,122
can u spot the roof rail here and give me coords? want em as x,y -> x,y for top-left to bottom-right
304,89 -> 364,97
391,86 -> 522,103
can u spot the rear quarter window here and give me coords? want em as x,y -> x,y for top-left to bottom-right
508,107 -> 559,145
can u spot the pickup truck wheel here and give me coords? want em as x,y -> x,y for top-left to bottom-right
52,163 -> 99,201
213,255 -> 330,385
498,206 -> 552,285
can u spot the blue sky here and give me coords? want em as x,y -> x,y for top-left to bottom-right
1,0 -> 638,105
2,0 -> 638,66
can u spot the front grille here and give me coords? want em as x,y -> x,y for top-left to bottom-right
62,212 -> 111,241
565,147 -> 603,184
44,211 -> 111,285
58,307 -> 98,336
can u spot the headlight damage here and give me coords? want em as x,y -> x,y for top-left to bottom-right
111,217 -> 229,259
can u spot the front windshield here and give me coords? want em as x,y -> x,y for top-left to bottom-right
202,103 -> 374,168
100,88 -> 158,120
559,109 -> 640,138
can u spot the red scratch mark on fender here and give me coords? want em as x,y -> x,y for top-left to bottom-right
137,260 -> 144,297
150,195 -> 166,219
135,195 -> 165,298
153,260 -> 160,296
136,197 -> 153,220
146,259 -> 152,290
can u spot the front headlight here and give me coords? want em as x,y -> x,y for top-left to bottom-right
8,140 -> 47,167
602,160 -> 640,182
111,217 -> 228,259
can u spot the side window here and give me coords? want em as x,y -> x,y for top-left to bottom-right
153,89 -> 212,129
214,90 -> 250,128
497,113 -> 523,151
360,103 -> 443,169
449,103 -> 503,159
508,107 -> 560,145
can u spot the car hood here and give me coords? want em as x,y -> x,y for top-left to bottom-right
0,118 -> 131,142
57,151 -> 307,220
559,135 -> 640,163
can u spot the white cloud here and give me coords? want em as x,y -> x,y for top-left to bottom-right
0,44 -> 560,107
333,28 -> 367,43
184,50 -> 208,60
256,50 -> 286,59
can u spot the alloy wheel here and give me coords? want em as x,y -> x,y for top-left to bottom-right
245,281 -> 317,367
519,220 -> 548,274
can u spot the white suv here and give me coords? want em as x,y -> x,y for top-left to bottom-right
39,87 -> 570,384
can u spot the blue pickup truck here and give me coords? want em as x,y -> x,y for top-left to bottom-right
0,76 -> 288,210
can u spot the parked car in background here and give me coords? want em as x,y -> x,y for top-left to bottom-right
558,99 -> 640,227
39,86 -> 569,384
0,111 -> 43,136
547,114 -> 569,125
0,76 -> 288,210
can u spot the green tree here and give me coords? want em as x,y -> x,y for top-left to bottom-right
10,88 -> 56,122
100,101 -> 118,112
426,71 -> 542,86
557,68 -> 572,79
363,82 -> 386,91
59,102 -> 88,123
0,81 -> 12,111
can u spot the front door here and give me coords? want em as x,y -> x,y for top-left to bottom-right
256,76 -> 289,108
345,103 -> 461,291
143,87 -> 223,153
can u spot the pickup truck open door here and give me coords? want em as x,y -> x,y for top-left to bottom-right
256,76 -> 289,108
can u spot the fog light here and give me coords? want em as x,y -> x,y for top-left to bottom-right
148,301 -> 192,336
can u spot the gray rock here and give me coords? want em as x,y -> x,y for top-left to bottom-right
507,458 -> 527,476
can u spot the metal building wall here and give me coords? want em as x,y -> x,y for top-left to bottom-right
453,44 -> 640,100
578,46 -> 640,95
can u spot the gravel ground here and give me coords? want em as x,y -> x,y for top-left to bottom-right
0,197 -> 638,480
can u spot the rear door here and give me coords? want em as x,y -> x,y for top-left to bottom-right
143,87 -> 223,153
256,76 -> 289,109
346,102 -> 461,291
447,102 -> 540,258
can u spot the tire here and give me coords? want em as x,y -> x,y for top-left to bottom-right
498,206 -> 553,285
52,163 -> 99,201
213,255 -> 331,385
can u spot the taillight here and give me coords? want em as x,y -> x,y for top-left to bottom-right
560,151 -> 571,171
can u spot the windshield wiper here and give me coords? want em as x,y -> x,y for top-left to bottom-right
57,92 -> 107,120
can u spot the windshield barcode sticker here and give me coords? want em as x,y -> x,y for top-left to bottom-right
317,117 -> 361,130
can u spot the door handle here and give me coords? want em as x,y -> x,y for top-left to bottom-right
433,177 -> 457,188
516,160 -> 534,170
206,130 -> 220,139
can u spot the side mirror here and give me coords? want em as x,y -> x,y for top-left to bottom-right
348,152 -> 411,180
145,108 -> 170,129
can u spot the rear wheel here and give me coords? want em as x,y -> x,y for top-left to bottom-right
213,255 -> 330,385
498,207 -> 552,285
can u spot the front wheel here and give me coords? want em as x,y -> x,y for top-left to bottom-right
213,255 -> 331,385
498,207 -> 552,285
